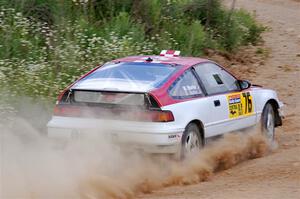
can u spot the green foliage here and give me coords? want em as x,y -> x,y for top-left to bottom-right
183,0 -> 265,51
101,12 -> 146,43
131,0 -> 163,33
0,8 -> 45,59
183,0 -> 224,27
165,20 -> 208,56
0,0 -> 264,103
0,8 -> 156,102
214,9 -> 265,51
233,9 -> 265,45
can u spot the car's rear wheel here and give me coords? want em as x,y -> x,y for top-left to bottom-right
261,103 -> 275,141
181,123 -> 203,159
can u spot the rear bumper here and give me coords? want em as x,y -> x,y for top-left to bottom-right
47,116 -> 184,154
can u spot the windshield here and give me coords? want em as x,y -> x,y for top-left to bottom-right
73,62 -> 179,92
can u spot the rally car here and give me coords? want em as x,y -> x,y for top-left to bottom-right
47,50 -> 283,158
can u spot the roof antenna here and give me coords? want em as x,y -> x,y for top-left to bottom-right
145,57 -> 153,62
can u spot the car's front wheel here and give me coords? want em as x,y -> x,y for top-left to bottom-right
261,103 -> 275,141
181,123 -> 203,159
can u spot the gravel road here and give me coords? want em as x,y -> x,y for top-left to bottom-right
138,0 -> 300,198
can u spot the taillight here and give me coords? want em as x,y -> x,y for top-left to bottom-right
53,105 -> 81,117
137,110 -> 174,122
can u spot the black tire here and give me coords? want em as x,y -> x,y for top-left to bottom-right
180,123 -> 203,159
261,103 -> 275,141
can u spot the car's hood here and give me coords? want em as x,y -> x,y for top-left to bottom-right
72,78 -> 154,92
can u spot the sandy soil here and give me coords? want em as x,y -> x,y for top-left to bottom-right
138,0 -> 300,198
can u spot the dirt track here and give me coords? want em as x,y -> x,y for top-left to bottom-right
1,1 -> 299,198
139,0 -> 300,198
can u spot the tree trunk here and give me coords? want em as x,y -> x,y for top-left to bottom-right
205,0 -> 212,28
227,0 -> 237,23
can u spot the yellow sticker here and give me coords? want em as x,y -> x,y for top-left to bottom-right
227,92 -> 254,118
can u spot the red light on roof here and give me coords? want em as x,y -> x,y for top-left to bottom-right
160,50 -> 181,57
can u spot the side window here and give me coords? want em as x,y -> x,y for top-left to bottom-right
194,63 -> 239,95
168,70 -> 203,99
219,67 -> 240,91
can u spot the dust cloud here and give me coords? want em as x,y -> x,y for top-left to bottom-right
0,101 -> 274,199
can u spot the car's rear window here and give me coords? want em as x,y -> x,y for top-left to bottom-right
75,62 -> 179,92
73,91 -> 145,105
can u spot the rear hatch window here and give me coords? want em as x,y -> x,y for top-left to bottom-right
73,90 -> 145,106
72,62 -> 179,92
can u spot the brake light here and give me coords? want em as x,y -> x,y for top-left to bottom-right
138,110 -> 174,122
53,106 -> 81,117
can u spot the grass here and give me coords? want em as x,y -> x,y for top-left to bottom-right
0,0 -> 265,106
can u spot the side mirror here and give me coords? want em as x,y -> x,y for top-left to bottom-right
237,80 -> 251,90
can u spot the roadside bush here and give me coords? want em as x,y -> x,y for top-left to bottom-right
183,0 -> 224,28
0,0 -> 265,105
100,12 -> 146,43
233,9 -> 265,45
0,8 -> 157,103
0,8 -> 46,60
165,20 -> 208,56
183,0 -> 264,51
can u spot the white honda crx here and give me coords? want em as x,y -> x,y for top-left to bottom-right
47,50 -> 283,158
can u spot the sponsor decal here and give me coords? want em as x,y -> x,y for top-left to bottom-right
168,134 -> 177,139
168,134 -> 182,141
227,92 -> 254,118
